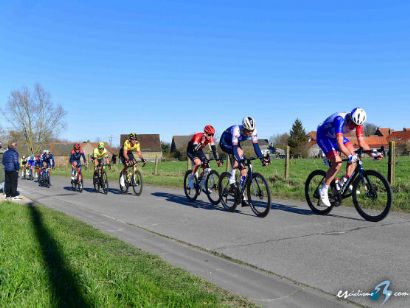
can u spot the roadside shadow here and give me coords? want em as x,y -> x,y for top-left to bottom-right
151,191 -> 224,211
28,203 -> 91,306
151,191 -> 255,217
271,202 -> 314,216
271,202 -> 366,221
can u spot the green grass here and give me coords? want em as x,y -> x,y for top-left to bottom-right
0,201 -> 254,307
53,156 -> 410,212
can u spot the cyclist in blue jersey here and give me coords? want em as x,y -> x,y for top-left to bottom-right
27,154 -> 36,178
41,150 -> 55,184
316,107 -> 383,207
220,116 -> 270,203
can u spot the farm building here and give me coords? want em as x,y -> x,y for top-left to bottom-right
170,135 -> 192,153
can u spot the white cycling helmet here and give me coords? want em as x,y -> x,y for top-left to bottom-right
350,107 -> 367,125
242,116 -> 256,131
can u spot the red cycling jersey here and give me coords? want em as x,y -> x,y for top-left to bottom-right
191,132 -> 215,150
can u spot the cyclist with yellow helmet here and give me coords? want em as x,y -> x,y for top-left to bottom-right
119,133 -> 146,188
92,142 -> 110,169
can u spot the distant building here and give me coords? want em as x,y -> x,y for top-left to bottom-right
375,127 -> 393,137
387,128 -> 410,145
170,135 -> 192,153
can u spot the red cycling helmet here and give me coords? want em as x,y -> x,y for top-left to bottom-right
204,125 -> 215,136
74,143 -> 81,150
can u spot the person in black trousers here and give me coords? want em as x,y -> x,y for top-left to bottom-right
2,142 -> 21,201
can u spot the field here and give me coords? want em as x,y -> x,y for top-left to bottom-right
53,156 -> 410,212
0,201 -> 253,307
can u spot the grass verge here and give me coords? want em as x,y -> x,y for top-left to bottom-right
0,201 -> 254,307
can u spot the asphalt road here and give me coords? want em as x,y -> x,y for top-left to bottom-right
19,176 -> 410,307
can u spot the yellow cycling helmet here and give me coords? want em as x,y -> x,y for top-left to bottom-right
98,142 -> 105,150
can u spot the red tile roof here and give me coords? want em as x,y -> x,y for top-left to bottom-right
349,136 -> 388,148
388,130 -> 410,144
375,128 -> 393,137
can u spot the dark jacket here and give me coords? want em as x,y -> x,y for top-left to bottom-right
2,148 -> 19,172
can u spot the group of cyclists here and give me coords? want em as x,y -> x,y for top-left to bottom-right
186,108 -> 384,209
19,150 -> 55,182
21,107 -> 384,210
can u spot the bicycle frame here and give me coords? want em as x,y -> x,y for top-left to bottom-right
329,149 -> 371,204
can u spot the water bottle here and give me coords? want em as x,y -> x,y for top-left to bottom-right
240,175 -> 246,188
335,178 -> 341,191
338,176 -> 348,191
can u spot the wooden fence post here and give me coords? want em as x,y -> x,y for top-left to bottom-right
154,155 -> 159,175
285,146 -> 290,180
388,141 -> 396,185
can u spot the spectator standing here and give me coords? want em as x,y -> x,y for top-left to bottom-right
2,142 -> 21,201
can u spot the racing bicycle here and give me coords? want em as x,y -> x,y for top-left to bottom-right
305,148 -> 392,222
183,158 -> 222,205
119,159 -> 145,195
218,156 -> 271,217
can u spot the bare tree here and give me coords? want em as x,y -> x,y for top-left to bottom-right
363,122 -> 378,136
270,133 -> 289,149
2,84 -> 66,154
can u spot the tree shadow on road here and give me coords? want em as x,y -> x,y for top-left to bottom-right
28,203 -> 92,307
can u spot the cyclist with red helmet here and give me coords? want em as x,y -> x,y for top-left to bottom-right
186,125 -> 222,188
69,143 -> 88,182
316,107 -> 383,207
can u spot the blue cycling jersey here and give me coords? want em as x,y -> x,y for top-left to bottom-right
220,125 -> 263,162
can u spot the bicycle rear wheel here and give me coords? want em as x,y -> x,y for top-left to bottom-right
352,170 -> 392,222
183,170 -> 199,201
131,170 -> 143,196
247,173 -> 271,217
305,170 -> 333,215
205,170 -> 220,205
218,172 -> 239,211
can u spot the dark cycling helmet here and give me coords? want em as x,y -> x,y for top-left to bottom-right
74,143 -> 81,150
204,125 -> 215,135
350,107 -> 367,125
129,133 -> 137,140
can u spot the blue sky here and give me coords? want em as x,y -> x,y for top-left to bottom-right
1,0 -> 409,145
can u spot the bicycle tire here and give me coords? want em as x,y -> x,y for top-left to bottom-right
102,171 -> 109,195
305,170 -> 333,215
131,169 -> 143,196
205,170 -> 220,205
93,172 -> 100,192
218,172 -> 239,212
352,170 -> 392,222
184,170 -> 199,201
247,172 -> 271,217
119,172 -> 128,193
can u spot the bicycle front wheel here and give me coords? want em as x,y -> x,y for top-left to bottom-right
352,170 -> 392,222
305,170 -> 334,215
131,170 -> 143,196
247,173 -> 271,217
205,170 -> 220,205
102,171 -> 109,195
119,172 -> 128,193
218,172 -> 239,212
